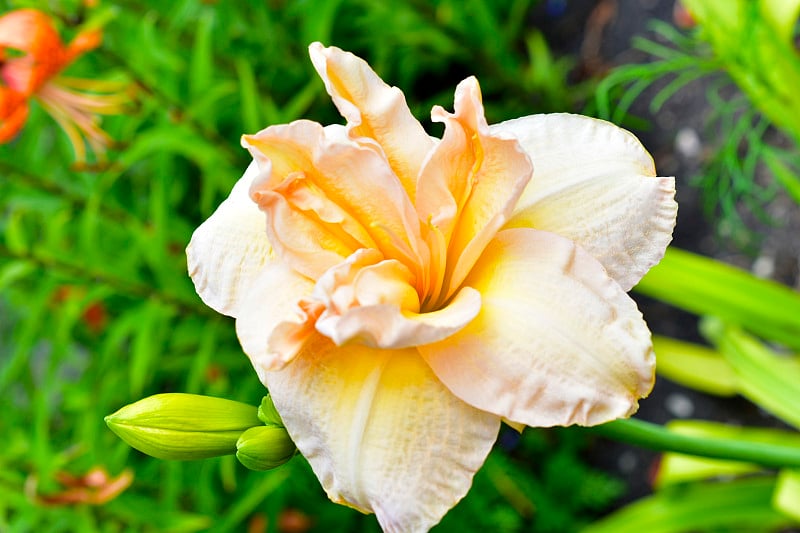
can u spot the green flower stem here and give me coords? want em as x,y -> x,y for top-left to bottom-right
589,418 -> 800,469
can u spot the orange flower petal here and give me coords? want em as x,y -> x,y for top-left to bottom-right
0,9 -> 67,94
65,28 -> 102,64
0,87 -> 29,142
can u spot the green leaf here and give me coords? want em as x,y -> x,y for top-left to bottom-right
299,0 -> 344,45
702,319 -> 800,429
189,9 -> 215,101
103,492 -> 212,532
129,301 -> 171,397
774,469 -> 800,521
582,476 -> 792,533
0,261 -> 35,291
636,248 -> 800,349
235,58 -> 261,133
763,149 -> 800,204
213,469 -> 291,532
760,0 -> 800,46
653,336 -> 738,396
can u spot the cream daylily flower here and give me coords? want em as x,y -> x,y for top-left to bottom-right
187,42 -> 677,532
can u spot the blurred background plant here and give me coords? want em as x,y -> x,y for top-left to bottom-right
587,249 -> 800,532
596,0 -> 800,249
2,0 -> 800,532
587,1 -> 800,529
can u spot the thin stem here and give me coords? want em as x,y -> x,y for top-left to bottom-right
0,162 -> 130,222
589,418 -> 800,469
0,242 -> 214,319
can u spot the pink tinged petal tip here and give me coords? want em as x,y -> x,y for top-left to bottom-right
420,228 -> 656,428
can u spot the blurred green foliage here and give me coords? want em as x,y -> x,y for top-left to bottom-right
597,3 -> 800,248
0,0 -> 621,531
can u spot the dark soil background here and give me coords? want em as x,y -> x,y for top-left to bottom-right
536,0 -> 800,504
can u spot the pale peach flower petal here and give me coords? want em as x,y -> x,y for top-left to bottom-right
313,249 -> 420,314
244,121 -> 427,280
187,162 -> 273,317
316,287 -> 480,351
234,262 -> 315,375
417,77 -> 532,305
496,113 -> 677,291
312,249 -> 482,349
249,174 -> 353,280
419,228 -> 656,427
265,342 -> 501,533
308,42 -> 435,200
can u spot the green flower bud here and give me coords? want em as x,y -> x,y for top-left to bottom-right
236,425 -> 297,471
257,394 -> 284,427
105,393 -> 262,460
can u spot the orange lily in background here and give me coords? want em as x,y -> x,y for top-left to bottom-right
32,466 -> 134,506
0,8 -> 129,165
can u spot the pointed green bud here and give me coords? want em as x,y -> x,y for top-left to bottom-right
257,394 -> 284,426
105,393 -> 261,460
236,425 -> 297,471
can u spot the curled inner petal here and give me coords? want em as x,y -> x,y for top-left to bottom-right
269,248 -> 483,352
251,170 -> 357,280
416,77 -> 532,309
267,298 -> 325,370
244,121 -> 428,282
234,263 -> 316,375
313,249 -> 420,315
308,42 -> 435,200
273,170 -> 377,252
